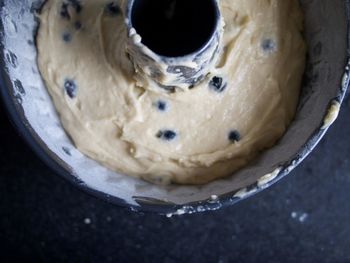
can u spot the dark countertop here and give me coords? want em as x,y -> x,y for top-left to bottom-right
1,94 -> 350,263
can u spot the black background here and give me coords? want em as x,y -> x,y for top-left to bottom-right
1,94 -> 349,262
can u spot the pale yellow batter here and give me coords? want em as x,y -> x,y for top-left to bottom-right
37,0 -> 306,184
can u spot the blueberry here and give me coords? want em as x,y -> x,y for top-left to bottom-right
64,79 -> 77,98
106,2 -> 121,16
60,0 -> 82,20
62,32 -> 72,42
155,100 -> 167,111
209,76 -> 227,93
228,130 -> 241,143
74,21 -> 82,30
156,130 -> 177,141
60,3 -> 70,19
68,0 -> 82,13
261,39 -> 276,53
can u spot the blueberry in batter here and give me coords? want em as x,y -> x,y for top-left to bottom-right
106,2 -> 121,16
64,79 -> 77,98
156,130 -> 177,141
154,100 -> 167,112
62,32 -> 71,42
228,130 -> 241,143
209,76 -> 227,93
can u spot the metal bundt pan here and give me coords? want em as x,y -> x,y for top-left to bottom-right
0,0 -> 348,215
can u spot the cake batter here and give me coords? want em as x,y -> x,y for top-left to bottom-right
37,0 -> 306,184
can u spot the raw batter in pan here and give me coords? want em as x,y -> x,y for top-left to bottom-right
37,0 -> 306,184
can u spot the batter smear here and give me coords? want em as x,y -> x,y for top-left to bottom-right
37,0 -> 306,184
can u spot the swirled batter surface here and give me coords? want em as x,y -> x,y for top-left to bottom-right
37,0 -> 306,184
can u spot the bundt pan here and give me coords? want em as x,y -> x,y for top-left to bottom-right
0,0 -> 349,216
